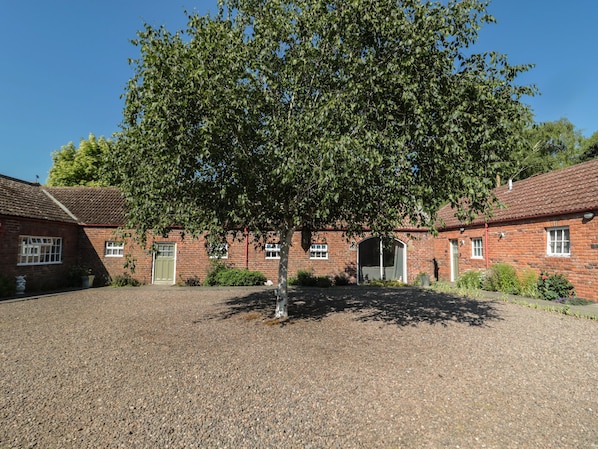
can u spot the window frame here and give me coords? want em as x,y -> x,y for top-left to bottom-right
104,241 -> 124,257
471,237 -> 483,259
547,226 -> 570,257
18,236 -> 63,265
309,243 -> 328,260
208,242 -> 229,259
265,243 -> 281,259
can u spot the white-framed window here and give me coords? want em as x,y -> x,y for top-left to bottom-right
265,243 -> 281,259
310,243 -> 328,260
105,241 -> 124,257
547,227 -> 570,256
471,238 -> 483,259
208,243 -> 229,259
18,236 -> 62,265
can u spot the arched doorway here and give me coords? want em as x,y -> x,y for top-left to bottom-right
358,237 -> 406,284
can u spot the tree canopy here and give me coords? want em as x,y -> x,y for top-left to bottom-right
47,134 -> 113,186
113,0 -> 534,317
507,118 -> 586,181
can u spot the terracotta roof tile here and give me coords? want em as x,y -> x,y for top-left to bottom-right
437,159 -> 598,228
44,187 -> 126,225
0,175 -> 76,223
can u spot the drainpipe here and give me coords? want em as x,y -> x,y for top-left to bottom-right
485,222 -> 489,270
244,227 -> 249,269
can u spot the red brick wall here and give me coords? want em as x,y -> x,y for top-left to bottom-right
81,227 -> 435,286
0,215 -> 79,292
436,212 -> 598,301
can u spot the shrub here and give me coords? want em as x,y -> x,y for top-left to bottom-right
537,271 -> 575,301
456,270 -> 483,290
111,273 -> 141,287
315,276 -> 332,288
0,274 -> 16,297
203,261 -> 229,286
290,269 -> 318,287
333,273 -> 350,286
518,269 -> 539,298
214,268 -> 267,286
483,263 -> 520,294
183,276 -> 202,286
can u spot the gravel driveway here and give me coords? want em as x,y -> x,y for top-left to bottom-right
1,286 -> 596,448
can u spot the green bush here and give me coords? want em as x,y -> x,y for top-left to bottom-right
111,273 -> 141,287
537,271 -> 575,301
214,268 -> 267,286
203,261 -> 229,286
333,273 -> 350,286
518,269 -> 539,298
0,274 -> 16,297
183,276 -> 202,286
456,270 -> 483,290
483,263 -> 520,294
289,269 -> 318,287
315,276 -> 332,288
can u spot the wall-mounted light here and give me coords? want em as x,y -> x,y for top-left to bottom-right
459,227 -> 465,233
583,212 -> 594,220
460,240 -> 465,246
499,232 -> 505,239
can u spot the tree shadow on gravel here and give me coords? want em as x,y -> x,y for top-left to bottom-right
216,287 -> 502,327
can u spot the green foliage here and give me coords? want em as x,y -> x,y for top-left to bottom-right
47,134 -> 114,186
288,270 -> 332,288
203,261 -> 266,286
214,268 -> 267,286
457,270 -> 483,290
333,273 -> 350,286
537,271 -> 575,301
518,269 -> 538,298
0,274 -> 16,297
203,261 -> 230,286
111,273 -> 142,287
289,270 -> 318,287
113,0 -> 534,316
67,265 -> 93,287
183,276 -> 202,286
483,263 -> 520,294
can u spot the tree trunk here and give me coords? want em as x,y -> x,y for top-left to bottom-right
275,227 -> 295,319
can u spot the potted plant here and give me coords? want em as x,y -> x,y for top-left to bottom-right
69,265 -> 95,288
417,272 -> 431,287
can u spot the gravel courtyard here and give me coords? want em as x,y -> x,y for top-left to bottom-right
1,286 -> 596,448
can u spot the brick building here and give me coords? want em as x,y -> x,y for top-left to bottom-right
2,159 -> 597,301
435,159 -> 598,301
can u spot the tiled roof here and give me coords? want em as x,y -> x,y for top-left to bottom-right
44,186 -> 126,226
437,159 -> 598,228
0,175 -> 77,223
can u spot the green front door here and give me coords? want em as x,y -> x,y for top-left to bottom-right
153,243 -> 176,284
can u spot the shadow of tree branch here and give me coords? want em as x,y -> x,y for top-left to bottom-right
215,286 -> 502,327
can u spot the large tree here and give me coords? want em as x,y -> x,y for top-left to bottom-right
47,134 -> 113,186
508,118 -> 585,181
113,0 -> 533,318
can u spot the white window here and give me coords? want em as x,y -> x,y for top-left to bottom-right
471,238 -> 483,259
310,243 -> 328,260
18,236 -> 62,265
547,227 -> 570,256
105,241 -> 124,257
208,243 -> 229,259
265,243 -> 281,259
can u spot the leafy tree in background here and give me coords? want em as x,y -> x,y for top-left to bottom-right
47,134 -> 113,186
113,0 -> 533,318
508,118 -> 585,181
579,130 -> 598,162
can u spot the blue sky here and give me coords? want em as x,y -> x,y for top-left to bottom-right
1,0 -> 596,183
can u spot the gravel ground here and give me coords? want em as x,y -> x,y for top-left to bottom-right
1,286 -> 596,449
